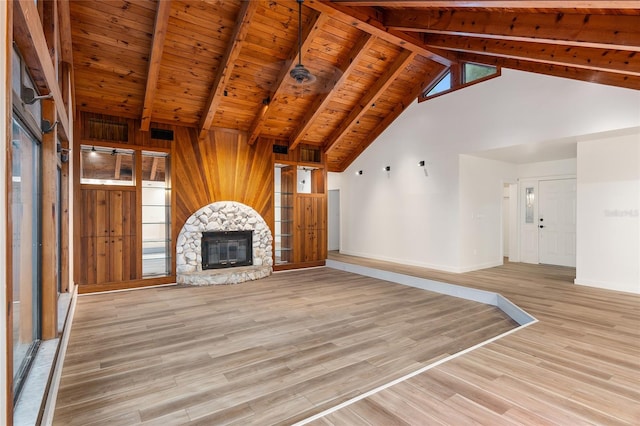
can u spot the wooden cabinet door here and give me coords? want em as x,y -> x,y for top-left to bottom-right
295,195 -> 327,263
80,189 -> 109,237
79,188 -> 138,285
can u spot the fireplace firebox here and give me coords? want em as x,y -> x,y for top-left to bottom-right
202,231 -> 253,270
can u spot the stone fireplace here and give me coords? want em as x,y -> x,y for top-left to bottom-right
176,201 -> 273,285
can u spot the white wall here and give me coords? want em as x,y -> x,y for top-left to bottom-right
518,158 -> 577,179
336,68 -> 640,274
575,128 -> 640,293
459,155 -> 516,271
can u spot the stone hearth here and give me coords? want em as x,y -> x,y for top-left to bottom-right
176,201 -> 273,285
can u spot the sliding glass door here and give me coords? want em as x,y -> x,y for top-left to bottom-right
11,117 -> 42,401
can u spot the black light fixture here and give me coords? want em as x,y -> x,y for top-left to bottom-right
384,166 -> 391,172
419,160 -> 428,176
357,170 -> 363,175
41,119 -> 59,134
290,0 -> 315,85
21,86 -> 53,104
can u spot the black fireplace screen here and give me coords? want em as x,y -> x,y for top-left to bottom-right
202,230 -> 253,269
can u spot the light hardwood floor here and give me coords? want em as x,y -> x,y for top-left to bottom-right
53,255 -> 640,425
311,253 -> 640,425
53,266 -> 517,425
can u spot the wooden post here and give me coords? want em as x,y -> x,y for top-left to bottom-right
41,98 -> 58,340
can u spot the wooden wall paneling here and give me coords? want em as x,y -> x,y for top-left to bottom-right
173,126 -> 274,252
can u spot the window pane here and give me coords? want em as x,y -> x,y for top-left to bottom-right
12,47 -> 21,95
80,145 -> 135,185
426,71 -> 452,97
141,152 -> 166,181
11,117 -> 41,399
525,187 -> 535,223
142,153 -> 171,277
463,63 -> 497,84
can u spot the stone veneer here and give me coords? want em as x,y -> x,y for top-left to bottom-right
176,201 -> 273,285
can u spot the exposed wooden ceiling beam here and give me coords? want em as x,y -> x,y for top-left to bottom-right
307,0 -> 453,66
58,0 -> 73,64
247,11 -> 326,145
198,0 -> 259,140
385,9 -> 640,50
423,34 -> 640,76
140,0 -> 172,132
14,0 -> 70,139
330,1 -> 640,9
453,50 -> 640,90
289,32 -> 375,151
324,49 -> 420,154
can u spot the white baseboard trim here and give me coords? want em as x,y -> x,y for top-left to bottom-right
574,277 -> 639,294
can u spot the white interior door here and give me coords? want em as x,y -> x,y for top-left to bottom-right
520,180 -> 539,264
538,179 -> 576,267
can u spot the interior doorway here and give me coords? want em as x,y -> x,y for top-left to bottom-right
328,189 -> 340,252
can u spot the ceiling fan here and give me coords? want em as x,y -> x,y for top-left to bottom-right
289,0 -> 316,85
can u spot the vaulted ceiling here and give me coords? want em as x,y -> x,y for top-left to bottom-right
69,0 -> 640,172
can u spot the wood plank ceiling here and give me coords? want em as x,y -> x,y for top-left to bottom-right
69,0 -> 640,172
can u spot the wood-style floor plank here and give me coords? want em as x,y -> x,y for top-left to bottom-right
323,253 -> 640,425
53,267 -> 516,425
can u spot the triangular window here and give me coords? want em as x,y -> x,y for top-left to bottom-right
420,62 -> 500,102
425,71 -> 452,97
463,63 -> 498,84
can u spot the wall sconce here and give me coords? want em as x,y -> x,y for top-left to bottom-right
384,166 -> 391,172
419,160 -> 428,176
41,119 -> 59,134
56,142 -> 70,163
21,86 -> 53,104
357,170 -> 363,175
